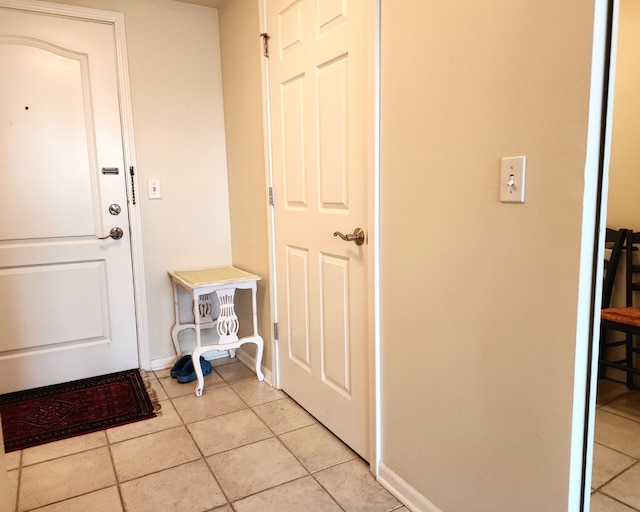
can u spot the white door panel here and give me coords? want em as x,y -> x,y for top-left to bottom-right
0,8 -> 138,393
268,0 -> 372,459
0,263 -> 109,348
0,41 -> 96,239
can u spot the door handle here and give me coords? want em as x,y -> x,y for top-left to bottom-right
98,227 -> 124,240
333,227 -> 365,246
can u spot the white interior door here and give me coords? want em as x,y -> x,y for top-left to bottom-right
267,0 -> 373,459
0,8 -> 138,393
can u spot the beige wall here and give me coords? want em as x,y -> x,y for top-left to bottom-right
380,1 -> 595,510
217,0 -> 273,372
41,0 -> 233,362
607,0 -> 640,231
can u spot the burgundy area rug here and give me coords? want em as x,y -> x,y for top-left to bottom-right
0,369 -> 157,452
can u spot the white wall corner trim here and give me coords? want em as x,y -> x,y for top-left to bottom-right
378,463 -> 444,512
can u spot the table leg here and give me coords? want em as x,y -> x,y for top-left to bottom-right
193,292 -> 205,396
250,282 -> 264,380
191,344 -> 207,397
169,282 -> 182,356
251,282 -> 260,337
254,337 -> 265,381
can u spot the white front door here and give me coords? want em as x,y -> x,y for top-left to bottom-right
0,7 -> 138,393
267,0 -> 374,459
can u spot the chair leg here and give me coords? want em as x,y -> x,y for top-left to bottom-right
630,334 -> 640,390
626,333 -> 635,389
598,327 -> 607,380
598,326 -> 640,389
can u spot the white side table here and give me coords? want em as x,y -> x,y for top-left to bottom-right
168,266 -> 264,396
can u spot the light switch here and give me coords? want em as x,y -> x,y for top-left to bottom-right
148,179 -> 161,199
500,156 -> 526,203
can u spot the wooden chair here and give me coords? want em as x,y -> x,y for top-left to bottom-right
600,229 -> 640,388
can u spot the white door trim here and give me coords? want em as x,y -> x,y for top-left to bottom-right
258,0 -> 280,389
258,0 -> 380,470
371,0 -> 382,475
0,0 -> 150,371
576,0 -> 618,509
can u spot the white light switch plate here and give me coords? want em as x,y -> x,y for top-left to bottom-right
148,179 -> 161,199
500,156 -> 526,203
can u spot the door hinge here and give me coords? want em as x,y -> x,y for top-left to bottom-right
269,187 -> 274,206
260,32 -> 270,58
129,166 -> 136,205
274,322 -> 279,340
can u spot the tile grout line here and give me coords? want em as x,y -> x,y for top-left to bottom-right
176,375 -> 244,510
16,441 -> 119,511
596,486 -> 640,512
598,407 -> 640,425
104,431 -> 126,511
592,456 -> 640,493
592,440 -> 640,461
13,450 -> 22,512
271,420 -> 348,512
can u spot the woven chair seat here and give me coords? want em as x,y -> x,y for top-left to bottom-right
602,307 -> 640,327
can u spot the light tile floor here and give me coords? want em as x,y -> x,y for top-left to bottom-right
6,358 -> 408,512
592,379 -> 640,512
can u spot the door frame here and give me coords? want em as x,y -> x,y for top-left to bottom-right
257,0 -> 381,470
0,0 -> 150,371
575,0 -> 617,510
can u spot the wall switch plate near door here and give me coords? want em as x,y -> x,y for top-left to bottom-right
500,156 -> 526,203
148,179 -> 161,199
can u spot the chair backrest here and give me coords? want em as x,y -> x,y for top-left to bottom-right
626,230 -> 640,307
603,228 -> 626,309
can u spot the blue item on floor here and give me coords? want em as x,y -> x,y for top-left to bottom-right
170,354 -> 192,378
176,357 -> 212,384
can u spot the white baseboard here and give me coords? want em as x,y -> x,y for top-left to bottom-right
150,348 -> 273,386
150,350 -> 232,372
150,355 -> 176,371
378,463 -> 444,512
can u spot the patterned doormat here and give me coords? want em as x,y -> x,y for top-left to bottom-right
0,369 -> 158,452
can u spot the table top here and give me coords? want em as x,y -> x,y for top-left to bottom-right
168,266 -> 261,288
